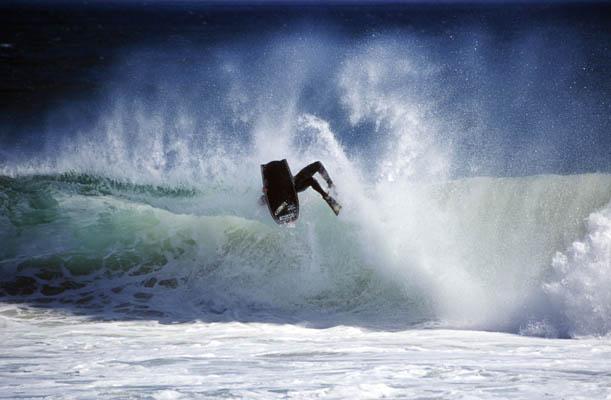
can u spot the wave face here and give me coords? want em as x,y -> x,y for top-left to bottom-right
2,172 -> 610,336
1,4 -> 610,337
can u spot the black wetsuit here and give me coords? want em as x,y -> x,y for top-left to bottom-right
294,161 -> 333,196
260,160 -> 341,216
293,161 -> 341,215
259,161 -> 342,215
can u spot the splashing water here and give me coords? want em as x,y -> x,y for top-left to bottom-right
1,27 -> 610,339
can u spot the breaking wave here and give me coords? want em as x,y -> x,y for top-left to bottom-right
2,171 -> 610,337
1,28 -> 610,338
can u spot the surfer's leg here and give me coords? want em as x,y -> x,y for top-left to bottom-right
294,161 -> 334,188
315,162 -> 334,188
295,177 -> 326,196
294,161 -> 341,216
294,176 -> 341,216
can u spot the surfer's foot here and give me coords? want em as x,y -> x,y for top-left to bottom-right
324,195 -> 342,216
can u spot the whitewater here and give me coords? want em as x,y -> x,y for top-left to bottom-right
1,3 -> 611,398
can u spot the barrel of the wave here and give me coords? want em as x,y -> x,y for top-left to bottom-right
260,159 -> 299,224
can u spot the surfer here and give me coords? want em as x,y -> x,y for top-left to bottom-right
293,161 -> 341,215
260,161 -> 341,216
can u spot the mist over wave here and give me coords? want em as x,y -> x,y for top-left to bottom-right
1,16 -> 610,338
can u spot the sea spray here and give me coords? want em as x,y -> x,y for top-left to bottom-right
542,202 -> 611,337
1,28 -> 610,336
2,172 -> 610,335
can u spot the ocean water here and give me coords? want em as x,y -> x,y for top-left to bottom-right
1,2 -> 610,398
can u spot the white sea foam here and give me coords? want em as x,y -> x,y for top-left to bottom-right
1,311 -> 610,399
542,202 -> 611,337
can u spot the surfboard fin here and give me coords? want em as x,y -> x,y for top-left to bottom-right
324,195 -> 341,216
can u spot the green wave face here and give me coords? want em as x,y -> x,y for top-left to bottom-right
1,173 -> 610,334
0,173 -> 401,321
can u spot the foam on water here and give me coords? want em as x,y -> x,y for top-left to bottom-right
541,202 -> 611,336
1,314 -> 610,399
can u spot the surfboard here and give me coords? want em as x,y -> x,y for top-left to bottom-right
261,159 -> 299,224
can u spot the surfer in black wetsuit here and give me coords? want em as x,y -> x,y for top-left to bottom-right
293,161 -> 341,215
260,161 -> 341,216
